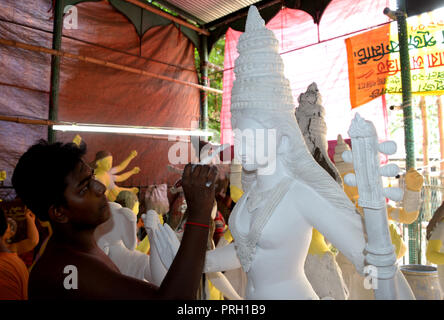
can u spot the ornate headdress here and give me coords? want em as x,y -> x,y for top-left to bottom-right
230,6 -> 295,114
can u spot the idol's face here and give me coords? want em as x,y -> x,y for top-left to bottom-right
233,117 -> 277,174
96,156 -> 113,171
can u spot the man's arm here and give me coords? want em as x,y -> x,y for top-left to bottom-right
95,164 -> 217,299
156,164 -> 217,299
10,209 -> 39,254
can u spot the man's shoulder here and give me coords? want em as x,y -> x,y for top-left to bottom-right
29,245 -> 123,299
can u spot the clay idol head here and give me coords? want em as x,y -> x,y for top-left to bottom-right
230,6 -> 355,213
230,6 -> 304,176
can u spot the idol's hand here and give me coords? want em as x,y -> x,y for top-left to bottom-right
143,210 -> 179,269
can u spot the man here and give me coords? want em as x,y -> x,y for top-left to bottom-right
12,140 -> 217,299
0,208 -> 29,299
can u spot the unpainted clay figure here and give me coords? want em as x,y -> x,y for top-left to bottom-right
94,201 -> 152,282
150,5 -> 414,300
333,134 -> 423,299
295,82 -> 349,300
93,150 -> 140,202
295,82 -> 342,186
143,204 -> 243,300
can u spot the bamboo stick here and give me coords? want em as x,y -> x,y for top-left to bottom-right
48,0 -> 64,143
420,96 -> 431,220
420,96 -> 429,170
0,38 -> 223,95
0,115 -> 56,126
123,0 -> 210,36
0,115 -> 192,142
438,96 -> 444,173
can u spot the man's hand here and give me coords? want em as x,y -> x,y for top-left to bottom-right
130,150 -> 138,158
427,201 -> 444,240
132,167 -> 141,174
182,164 -> 218,224
25,209 -> 36,222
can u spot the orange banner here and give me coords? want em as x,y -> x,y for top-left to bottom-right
346,24 -> 391,109
346,8 -> 444,109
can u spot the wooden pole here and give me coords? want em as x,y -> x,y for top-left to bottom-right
420,96 -> 431,221
48,0 -> 64,143
0,115 -> 191,142
199,34 -> 209,133
0,38 -> 223,95
438,96 -> 444,173
123,0 -> 210,36
0,115 -> 56,126
396,0 -> 418,264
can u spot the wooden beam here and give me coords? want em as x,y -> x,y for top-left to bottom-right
0,115 -> 56,126
0,115 -> 192,142
0,38 -> 223,95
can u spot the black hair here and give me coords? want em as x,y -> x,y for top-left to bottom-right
12,139 -> 87,222
0,208 -> 6,237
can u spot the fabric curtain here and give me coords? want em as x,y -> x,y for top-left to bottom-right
0,0 -> 200,194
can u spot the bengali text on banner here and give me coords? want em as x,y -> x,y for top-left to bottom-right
346,8 -> 444,109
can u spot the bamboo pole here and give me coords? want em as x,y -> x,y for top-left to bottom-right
420,96 -> 429,170
48,0 -> 64,143
0,115 -> 56,126
420,96 -> 431,221
438,96 -> 444,173
0,38 -> 223,95
0,115 -> 192,142
396,0 -> 418,264
123,0 -> 210,36
199,34 -> 209,135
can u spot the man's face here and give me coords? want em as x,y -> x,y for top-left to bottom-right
61,160 -> 110,228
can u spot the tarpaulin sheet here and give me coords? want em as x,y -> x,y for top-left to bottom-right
0,0 -> 200,194
221,0 -> 390,146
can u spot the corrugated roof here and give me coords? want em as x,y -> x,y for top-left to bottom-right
161,0 -> 264,24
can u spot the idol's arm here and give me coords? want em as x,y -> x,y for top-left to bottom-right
206,272 -> 243,300
204,243 -> 242,273
297,184 -> 366,274
300,185 -> 414,299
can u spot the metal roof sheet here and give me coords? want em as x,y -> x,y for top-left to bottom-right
160,0 -> 264,24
